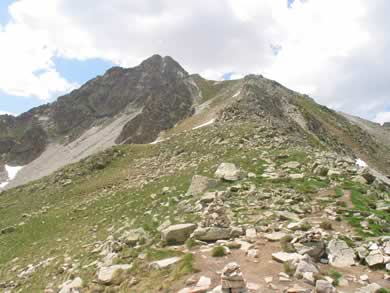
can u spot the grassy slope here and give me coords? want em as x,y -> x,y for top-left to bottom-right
294,95 -> 390,174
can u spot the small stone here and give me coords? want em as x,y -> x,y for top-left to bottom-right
272,252 -> 302,263
246,249 -> 259,259
265,232 -> 287,241
245,228 -> 257,238
215,163 -> 245,181
150,257 -> 181,269
315,280 -> 336,293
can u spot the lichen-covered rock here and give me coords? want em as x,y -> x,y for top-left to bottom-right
327,239 -> 355,267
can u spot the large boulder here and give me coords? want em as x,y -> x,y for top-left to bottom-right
214,163 -> 245,181
327,239 -> 355,267
161,223 -> 197,245
365,250 -> 384,267
186,175 -> 218,196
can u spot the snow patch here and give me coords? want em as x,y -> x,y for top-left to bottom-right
356,158 -> 367,168
233,90 -> 241,98
149,137 -> 165,145
192,119 -> 215,130
0,165 -> 24,188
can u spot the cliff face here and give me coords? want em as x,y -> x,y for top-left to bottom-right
0,55 -> 199,166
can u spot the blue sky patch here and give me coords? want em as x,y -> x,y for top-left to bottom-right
53,57 -> 114,85
0,92 -> 45,115
0,0 -> 15,26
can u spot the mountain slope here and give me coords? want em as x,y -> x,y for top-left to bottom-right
0,55 -> 389,191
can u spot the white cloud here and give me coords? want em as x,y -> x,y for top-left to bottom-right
0,111 -> 14,116
0,0 -> 389,120
374,112 -> 390,125
229,73 -> 245,80
0,1 -> 78,100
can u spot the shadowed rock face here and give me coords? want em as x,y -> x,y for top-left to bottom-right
0,55 -> 198,165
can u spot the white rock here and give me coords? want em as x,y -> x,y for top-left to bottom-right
150,256 -> 181,269
265,231 -> 286,241
97,264 -> 131,284
246,249 -> 259,259
59,277 -> 83,293
327,239 -> 355,267
161,223 -> 197,244
214,163 -> 244,181
272,252 -> 302,263
365,250 -> 384,267
245,228 -> 257,238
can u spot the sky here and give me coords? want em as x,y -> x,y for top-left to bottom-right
0,0 -> 389,124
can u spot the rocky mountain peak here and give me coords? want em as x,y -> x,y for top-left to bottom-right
140,54 -> 188,79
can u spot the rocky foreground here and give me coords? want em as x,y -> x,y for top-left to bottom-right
51,157 -> 389,292
0,117 -> 389,292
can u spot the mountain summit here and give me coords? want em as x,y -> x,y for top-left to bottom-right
0,55 -> 389,189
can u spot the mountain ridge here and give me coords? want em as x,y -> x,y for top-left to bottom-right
0,54 -> 389,190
